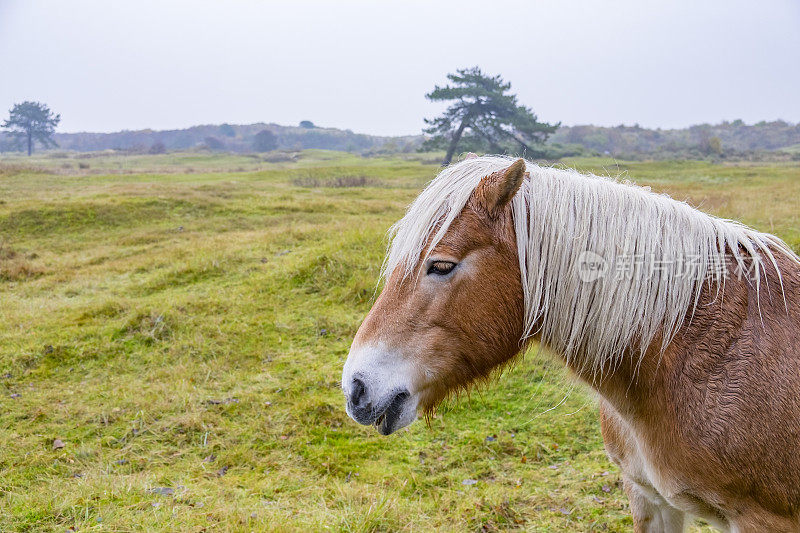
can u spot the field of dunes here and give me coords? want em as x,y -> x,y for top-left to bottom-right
1,151 -> 798,531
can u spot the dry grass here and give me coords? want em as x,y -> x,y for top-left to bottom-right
292,175 -> 381,188
0,243 -> 44,281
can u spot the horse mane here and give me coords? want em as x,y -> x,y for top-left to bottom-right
384,155 -> 798,376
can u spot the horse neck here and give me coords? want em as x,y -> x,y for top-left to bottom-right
555,263 -> 755,419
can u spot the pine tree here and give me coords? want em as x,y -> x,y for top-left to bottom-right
2,101 -> 61,156
423,67 -> 558,165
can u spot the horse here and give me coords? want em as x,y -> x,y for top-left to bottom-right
341,155 -> 800,532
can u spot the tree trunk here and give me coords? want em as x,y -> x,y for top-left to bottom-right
442,116 -> 469,166
27,131 -> 32,156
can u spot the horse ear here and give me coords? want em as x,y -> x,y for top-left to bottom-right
475,158 -> 527,213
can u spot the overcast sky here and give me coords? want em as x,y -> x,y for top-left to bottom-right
1,0 -> 798,135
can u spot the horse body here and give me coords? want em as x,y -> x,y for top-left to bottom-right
341,156 -> 800,532
597,250 -> 800,531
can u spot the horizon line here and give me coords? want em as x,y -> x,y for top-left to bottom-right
49,117 -> 799,138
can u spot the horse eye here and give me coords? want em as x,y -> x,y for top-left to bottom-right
427,261 -> 456,276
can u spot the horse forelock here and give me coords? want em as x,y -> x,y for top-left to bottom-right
384,155 -> 799,376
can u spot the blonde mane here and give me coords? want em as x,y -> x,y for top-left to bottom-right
384,156 -> 797,375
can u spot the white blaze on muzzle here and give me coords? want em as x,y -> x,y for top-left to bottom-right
341,342 -> 420,435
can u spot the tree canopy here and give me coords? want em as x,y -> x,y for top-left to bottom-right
2,101 -> 61,156
204,136 -> 225,151
148,141 -> 166,154
218,123 -> 236,137
252,129 -> 278,152
422,67 -> 558,165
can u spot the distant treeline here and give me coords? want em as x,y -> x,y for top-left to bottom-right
0,122 -> 422,155
1,120 -> 798,159
549,120 -> 800,159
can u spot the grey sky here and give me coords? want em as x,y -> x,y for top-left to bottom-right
1,0 -> 798,135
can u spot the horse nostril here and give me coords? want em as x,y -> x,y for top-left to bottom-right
351,377 -> 367,408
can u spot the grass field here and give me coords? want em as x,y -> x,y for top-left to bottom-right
1,150 -> 798,532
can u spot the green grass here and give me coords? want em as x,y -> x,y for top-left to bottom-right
0,151 -> 798,532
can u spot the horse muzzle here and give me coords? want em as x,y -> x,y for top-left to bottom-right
342,343 -> 420,435
345,380 -> 410,434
